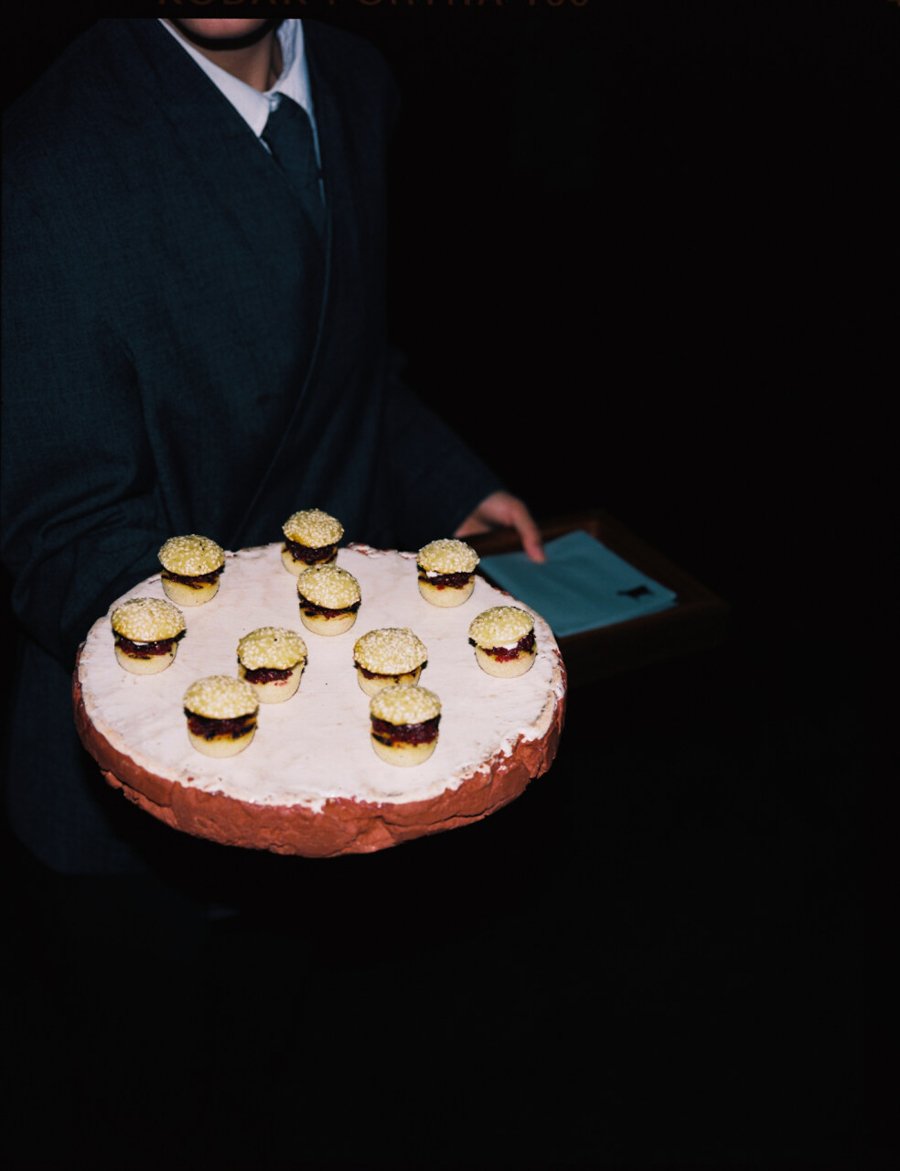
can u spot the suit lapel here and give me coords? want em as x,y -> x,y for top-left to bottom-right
116,22 -> 338,546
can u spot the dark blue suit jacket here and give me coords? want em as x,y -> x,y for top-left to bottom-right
2,19 -> 501,875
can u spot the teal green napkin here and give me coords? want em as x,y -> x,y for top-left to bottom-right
479,530 -> 678,637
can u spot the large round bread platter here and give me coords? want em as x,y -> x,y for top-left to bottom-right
73,544 -> 567,858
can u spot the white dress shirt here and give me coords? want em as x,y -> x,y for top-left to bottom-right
160,20 -> 320,158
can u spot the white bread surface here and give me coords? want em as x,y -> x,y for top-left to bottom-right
78,544 -> 564,812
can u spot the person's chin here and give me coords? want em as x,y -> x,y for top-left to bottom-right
167,18 -> 278,50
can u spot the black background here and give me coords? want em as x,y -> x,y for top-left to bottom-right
3,3 -> 891,1168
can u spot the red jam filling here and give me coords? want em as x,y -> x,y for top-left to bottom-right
285,539 -> 337,564
417,568 -> 472,589
115,631 -> 184,658
371,715 -> 440,747
355,662 -> 423,681
299,598 -> 361,618
161,567 -> 223,589
184,710 -> 257,741
469,629 -> 535,661
243,665 -> 293,684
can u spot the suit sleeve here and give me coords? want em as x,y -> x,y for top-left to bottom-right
1,175 -> 166,670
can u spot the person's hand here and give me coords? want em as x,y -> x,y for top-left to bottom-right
454,490 -> 546,563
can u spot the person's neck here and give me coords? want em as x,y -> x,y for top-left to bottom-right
166,22 -> 282,92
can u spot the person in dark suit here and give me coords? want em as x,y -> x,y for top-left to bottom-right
1,17 -> 544,898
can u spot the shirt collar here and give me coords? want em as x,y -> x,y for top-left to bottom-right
160,20 -> 313,138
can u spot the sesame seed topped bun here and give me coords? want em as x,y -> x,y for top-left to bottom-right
353,627 -> 428,696
282,508 -> 344,547
281,509 -> 344,574
183,675 -> 259,757
111,597 -> 186,642
158,535 -> 225,576
297,565 -> 361,635
183,675 -> 259,720
158,534 -> 226,606
416,538 -> 479,575
370,683 -> 441,725
469,606 -> 537,678
369,684 -> 441,766
237,626 -> 308,671
416,538 -> 479,608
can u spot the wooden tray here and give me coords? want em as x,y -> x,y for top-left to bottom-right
73,544 -> 567,857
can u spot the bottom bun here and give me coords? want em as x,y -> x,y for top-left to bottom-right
239,663 -> 304,703
417,578 -> 475,608
187,727 -> 257,758
161,579 -> 220,607
300,610 -> 358,636
356,666 -> 422,697
114,645 -> 178,675
474,646 -> 537,678
370,735 -> 438,767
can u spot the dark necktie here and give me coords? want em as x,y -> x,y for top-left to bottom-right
262,96 -> 326,240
